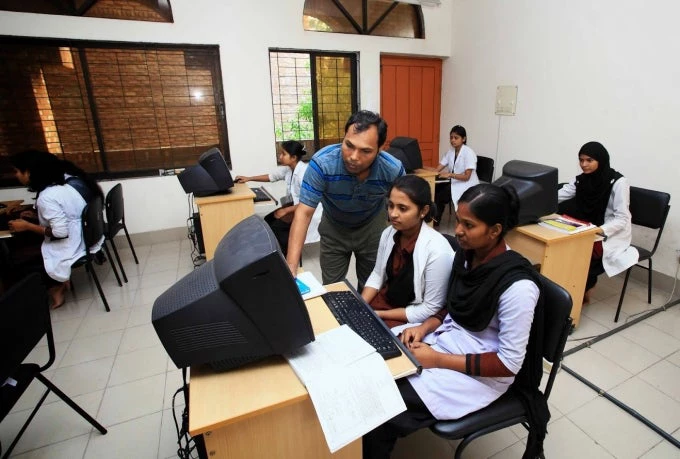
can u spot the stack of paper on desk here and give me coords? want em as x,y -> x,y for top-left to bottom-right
538,214 -> 596,234
285,325 -> 407,453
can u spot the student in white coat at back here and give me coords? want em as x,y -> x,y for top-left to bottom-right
558,141 -> 638,303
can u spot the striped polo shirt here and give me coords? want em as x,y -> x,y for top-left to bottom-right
299,143 -> 405,228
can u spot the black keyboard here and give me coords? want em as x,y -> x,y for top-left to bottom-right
250,187 -> 270,202
321,291 -> 402,360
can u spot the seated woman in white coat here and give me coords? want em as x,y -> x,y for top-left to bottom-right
363,183 -> 547,459
8,150 -> 104,308
558,141 -> 638,303
235,140 -> 321,255
361,175 -> 454,328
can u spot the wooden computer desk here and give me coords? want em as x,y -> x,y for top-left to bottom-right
413,169 -> 437,200
194,184 -> 256,260
189,282 -> 417,459
505,222 -> 599,328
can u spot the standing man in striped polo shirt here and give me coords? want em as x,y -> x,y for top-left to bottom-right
286,110 -> 405,291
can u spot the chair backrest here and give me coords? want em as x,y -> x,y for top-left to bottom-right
0,273 -> 54,384
629,186 -> 671,255
82,195 -> 105,248
476,156 -> 495,182
442,234 -> 460,253
538,274 -> 573,398
105,183 -> 125,228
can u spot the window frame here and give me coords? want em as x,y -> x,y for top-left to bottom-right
0,35 -> 230,187
269,49 -> 359,154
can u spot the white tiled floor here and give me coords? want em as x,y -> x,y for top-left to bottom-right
2,226 -> 680,458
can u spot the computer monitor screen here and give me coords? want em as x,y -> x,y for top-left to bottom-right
492,160 -> 558,225
386,137 -> 423,172
177,147 -> 234,197
151,215 -> 315,371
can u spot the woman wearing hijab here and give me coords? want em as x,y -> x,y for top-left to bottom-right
363,183 -> 547,459
558,141 -> 638,302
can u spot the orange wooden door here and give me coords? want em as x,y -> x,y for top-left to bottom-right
380,56 -> 442,167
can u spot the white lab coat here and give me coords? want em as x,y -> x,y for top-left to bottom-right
558,176 -> 638,276
439,145 -> 480,206
365,222 -> 455,323
269,162 -> 321,243
36,184 -> 88,282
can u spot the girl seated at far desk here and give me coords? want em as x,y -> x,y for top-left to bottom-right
361,175 -> 454,328
234,140 -> 321,255
558,141 -> 637,303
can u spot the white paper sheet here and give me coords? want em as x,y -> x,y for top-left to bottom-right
285,325 -> 407,453
297,271 -> 327,301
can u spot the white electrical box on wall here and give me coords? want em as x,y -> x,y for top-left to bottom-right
495,85 -> 518,116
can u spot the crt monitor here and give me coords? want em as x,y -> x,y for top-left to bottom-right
386,137 -> 423,172
151,215 -> 315,371
177,147 -> 234,197
492,160 -> 558,225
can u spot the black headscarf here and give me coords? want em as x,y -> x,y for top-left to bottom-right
446,247 -> 538,331
558,141 -> 623,226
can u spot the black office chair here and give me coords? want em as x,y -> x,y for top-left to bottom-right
0,273 -> 107,458
71,195 -> 118,312
429,274 -> 573,459
476,156 -> 495,183
614,186 -> 671,322
105,184 -> 139,284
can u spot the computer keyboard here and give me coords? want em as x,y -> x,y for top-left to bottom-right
321,291 -> 402,360
250,187 -> 270,202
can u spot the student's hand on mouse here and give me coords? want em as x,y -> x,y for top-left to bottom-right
234,176 -> 248,183
409,342 -> 438,369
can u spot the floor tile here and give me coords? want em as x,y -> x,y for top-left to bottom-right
567,396 -> 662,458
639,439 -> 680,458
75,308 -> 131,338
126,304 -> 154,327
620,322 -> 680,358
163,369 -> 186,410
51,316 -> 84,344
133,285 -> 171,308
136,268 -> 178,289
546,371 -> 599,415
590,333 -> 662,374
158,408 -> 182,459
9,370 -> 56,414
11,433 -> 89,459
489,441 -> 527,459
108,345 -> 168,387
638,360 -> 680,402
610,376 -> 680,433
118,323 -> 162,354
84,411 -> 162,459
97,373 -> 165,426
1,390 -> 103,455
48,356 -> 115,403
563,348 -> 633,391
644,306 -> 680,338
59,330 -> 123,368
542,416 -> 614,458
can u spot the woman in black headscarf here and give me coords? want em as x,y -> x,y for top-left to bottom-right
558,141 -> 638,302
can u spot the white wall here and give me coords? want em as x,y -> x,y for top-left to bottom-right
442,0 -> 680,277
0,0 -> 453,233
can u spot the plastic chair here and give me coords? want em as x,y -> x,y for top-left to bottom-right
105,184 -> 139,284
429,274 -> 573,458
614,186 -> 671,322
0,273 -> 107,458
71,195 -> 118,312
476,156 -> 495,183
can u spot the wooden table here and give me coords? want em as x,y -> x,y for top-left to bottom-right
194,184 -> 255,260
413,169 -> 438,200
505,222 -> 599,327
189,282 -> 417,459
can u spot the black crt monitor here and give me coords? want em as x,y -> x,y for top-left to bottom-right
177,147 -> 234,197
151,215 -> 315,372
386,137 -> 423,172
492,160 -> 558,226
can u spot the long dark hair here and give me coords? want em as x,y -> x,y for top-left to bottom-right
458,183 -> 520,238
388,175 -> 435,223
10,149 -> 102,199
280,140 -> 306,160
